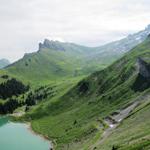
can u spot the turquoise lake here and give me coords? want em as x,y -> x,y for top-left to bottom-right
0,116 -> 51,150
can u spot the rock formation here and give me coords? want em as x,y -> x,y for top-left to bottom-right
137,57 -> 150,78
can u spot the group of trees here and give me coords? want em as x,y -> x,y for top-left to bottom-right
0,78 -> 29,99
0,83 -> 55,114
77,80 -> 90,94
0,77 -> 30,114
1,75 -> 9,79
25,87 -> 51,106
25,86 -> 56,107
0,99 -> 23,114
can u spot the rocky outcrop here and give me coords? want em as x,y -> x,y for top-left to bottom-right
137,57 -> 150,78
39,39 -> 65,51
132,57 -> 150,92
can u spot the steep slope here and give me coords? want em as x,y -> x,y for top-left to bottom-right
3,24 -> 150,84
96,96 -> 150,150
0,59 -> 10,69
22,36 -> 150,149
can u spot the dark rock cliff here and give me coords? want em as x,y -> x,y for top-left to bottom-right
132,57 -> 150,91
137,57 -> 150,78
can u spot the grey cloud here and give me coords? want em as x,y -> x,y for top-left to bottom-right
0,0 -> 150,61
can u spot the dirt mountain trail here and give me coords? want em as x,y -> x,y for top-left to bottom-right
90,94 -> 150,150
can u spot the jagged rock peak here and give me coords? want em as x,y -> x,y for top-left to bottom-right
39,39 -> 65,51
137,57 -> 150,78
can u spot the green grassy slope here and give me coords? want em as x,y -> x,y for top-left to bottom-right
3,40 -> 108,84
22,37 -> 150,149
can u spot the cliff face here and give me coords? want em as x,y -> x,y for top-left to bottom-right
132,57 -> 150,92
137,57 -> 150,78
39,39 -> 65,51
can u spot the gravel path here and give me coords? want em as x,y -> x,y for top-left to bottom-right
90,94 -> 150,150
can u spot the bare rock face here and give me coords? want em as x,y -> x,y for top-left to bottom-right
39,39 -> 65,51
39,42 -> 44,50
132,57 -> 150,92
137,57 -> 150,78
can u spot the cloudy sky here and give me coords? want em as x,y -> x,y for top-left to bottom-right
0,0 -> 150,62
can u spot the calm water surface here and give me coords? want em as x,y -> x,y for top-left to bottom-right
0,116 -> 51,150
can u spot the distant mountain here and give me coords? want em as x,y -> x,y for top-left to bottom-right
4,40 -> 101,83
91,24 -> 150,61
2,24 -> 150,83
0,59 -> 10,69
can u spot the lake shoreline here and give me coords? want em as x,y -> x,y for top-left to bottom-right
27,122 -> 54,150
1,115 -> 54,150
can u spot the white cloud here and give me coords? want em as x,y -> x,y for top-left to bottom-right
0,0 -> 150,61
